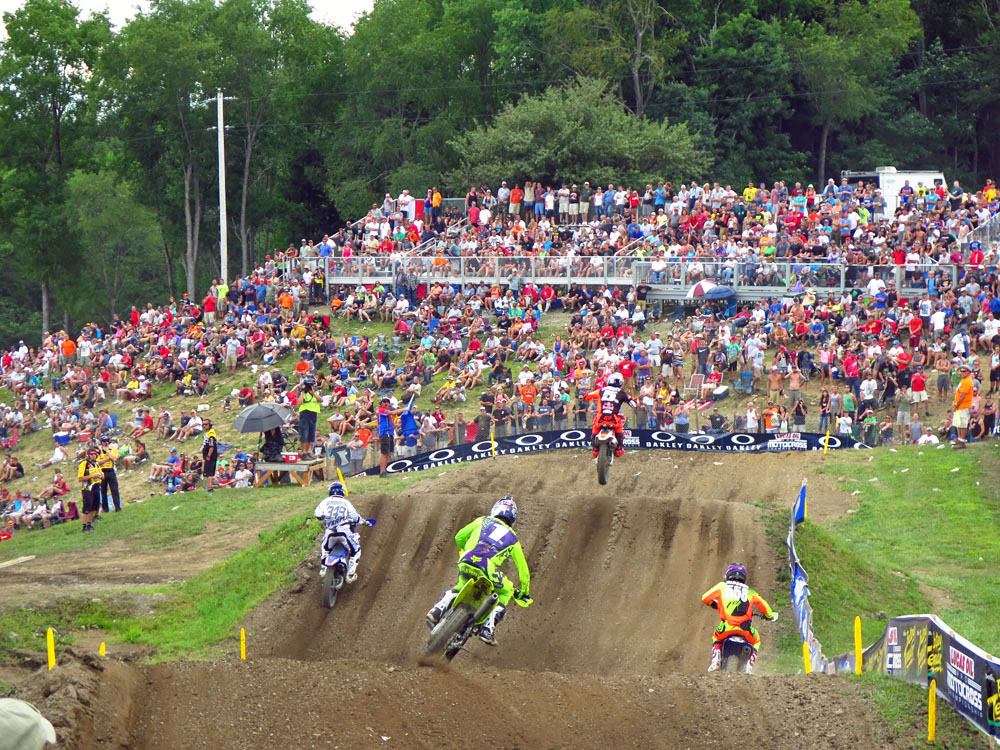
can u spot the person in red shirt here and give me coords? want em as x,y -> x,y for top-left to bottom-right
130,306 -> 140,327
910,367 -> 929,417
202,294 -> 217,325
907,315 -> 923,349
618,358 -> 637,390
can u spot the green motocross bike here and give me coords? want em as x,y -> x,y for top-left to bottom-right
423,575 -> 532,661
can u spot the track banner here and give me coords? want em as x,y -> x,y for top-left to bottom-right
785,481 -> 830,675
830,615 -> 1000,743
363,429 -> 867,475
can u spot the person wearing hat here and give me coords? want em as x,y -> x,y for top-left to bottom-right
0,698 -> 56,750
707,408 -> 730,435
77,446 -> 103,532
952,364 -> 975,447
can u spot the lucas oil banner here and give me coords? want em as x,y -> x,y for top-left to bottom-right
362,429 -> 866,476
830,615 -> 1000,743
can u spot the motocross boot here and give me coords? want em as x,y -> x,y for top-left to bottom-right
347,554 -> 360,583
707,643 -> 722,672
427,589 -> 458,628
479,604 -> 506,646
744,650 -> 757,675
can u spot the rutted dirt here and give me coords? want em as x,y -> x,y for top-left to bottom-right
10,451 -> 886,749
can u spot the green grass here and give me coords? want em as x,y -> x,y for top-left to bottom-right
814,445 -> 1000,653
0,598 -> 134,658
0,485 -> 320,560
115,512 -> 318,660
857,673 -> 985,749
779,519 -> 931,662
0,463 -> 467,662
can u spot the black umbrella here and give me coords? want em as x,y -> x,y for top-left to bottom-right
232,402 -> 293,433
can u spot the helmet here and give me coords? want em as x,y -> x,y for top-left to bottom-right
100,435 -> 110,443
328,481 -> 346,498
607,372 -> 624,387
490,495 -> 518,526
725,563 -> 747,583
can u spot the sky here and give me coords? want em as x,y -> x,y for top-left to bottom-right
0,0 -> 375,33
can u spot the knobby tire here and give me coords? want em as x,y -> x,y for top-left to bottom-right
425,604 -> 471,657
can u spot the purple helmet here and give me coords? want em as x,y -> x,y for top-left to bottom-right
725,563 -> 747,583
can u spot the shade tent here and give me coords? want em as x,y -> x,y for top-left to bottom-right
232,402 -> 293,434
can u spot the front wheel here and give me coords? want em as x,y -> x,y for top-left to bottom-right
425,603 -> 472,658
597,442 -> 610,485
322,569 -> 342,609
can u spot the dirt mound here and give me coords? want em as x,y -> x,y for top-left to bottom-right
20,451 -> 877,749
253,451 -> 846,674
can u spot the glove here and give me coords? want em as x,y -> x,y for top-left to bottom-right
366,518 -> 377,527
769,612 -> 779,622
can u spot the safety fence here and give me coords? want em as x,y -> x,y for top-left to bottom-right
280,255 -> 966,299
966,211 -> 1000,250
785,482 -> 1000,744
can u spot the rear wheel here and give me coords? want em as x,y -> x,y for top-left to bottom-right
597,442 -> 610,485
322,570 -> 342,609
425,603 -> 472,657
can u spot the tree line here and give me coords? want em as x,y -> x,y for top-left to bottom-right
0,0 -> 996,345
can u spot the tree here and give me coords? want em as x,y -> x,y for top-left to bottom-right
213,0 -> 336,276
783,0 -> 921,184
65,170 -> 165,322
108,0 -> 220,300
449,77 -> 708,188
0,0 -> 110,337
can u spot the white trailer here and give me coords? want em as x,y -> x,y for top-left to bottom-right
841,166 -> 946,215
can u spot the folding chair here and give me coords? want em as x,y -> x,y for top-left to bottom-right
682,373 -> 705,400
733,371 -> 753,394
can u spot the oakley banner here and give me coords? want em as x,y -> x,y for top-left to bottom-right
363,429 -> 866,476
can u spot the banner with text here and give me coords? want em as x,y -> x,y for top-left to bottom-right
830,615 -> 1000,742
363,429 -> 866,475
785,482 -> 831,674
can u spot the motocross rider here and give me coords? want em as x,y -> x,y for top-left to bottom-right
426,495 -> 531,646
584,371 -> 637,459
702,563 -> 777,674
313,482 -> 372,583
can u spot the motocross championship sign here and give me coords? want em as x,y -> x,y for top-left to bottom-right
362,429 -> 866,475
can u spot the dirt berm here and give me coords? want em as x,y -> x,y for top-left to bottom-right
23,452 -> 886,748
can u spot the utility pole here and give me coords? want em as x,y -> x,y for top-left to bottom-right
216,89 -> 229,284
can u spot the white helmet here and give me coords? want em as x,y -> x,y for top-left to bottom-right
607,372 -> 624,387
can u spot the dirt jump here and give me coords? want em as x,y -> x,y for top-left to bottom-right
20,451 -> 884,748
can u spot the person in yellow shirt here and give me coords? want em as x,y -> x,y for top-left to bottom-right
743,182 -> 757,202
77,446 -> 104,532
96,436 -> 121,512
951,364 -> 975,447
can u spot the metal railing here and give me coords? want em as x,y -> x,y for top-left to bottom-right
966,211 -> 1000,249
278,256 -> 968,300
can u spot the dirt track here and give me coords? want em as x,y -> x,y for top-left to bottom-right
14,451 -> 886,749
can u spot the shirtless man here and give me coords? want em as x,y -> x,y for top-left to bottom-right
786,367 -> 806,406
766,366 -> 785,401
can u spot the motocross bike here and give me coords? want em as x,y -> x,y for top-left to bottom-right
318,519 -> 376,608
424,575 -> 532,661
593,414 -> 620,486
717,634 -> 755,673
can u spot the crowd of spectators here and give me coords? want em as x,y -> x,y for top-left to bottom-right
329,178 -> 1000,294
0,172 -> 997,529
